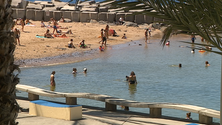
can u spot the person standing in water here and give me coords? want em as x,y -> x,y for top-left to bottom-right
128,71 -> 137,84
145,29 -> 148,43
50,71 -> 56,86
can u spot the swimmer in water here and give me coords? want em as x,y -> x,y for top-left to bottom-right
205,61 -> 210,67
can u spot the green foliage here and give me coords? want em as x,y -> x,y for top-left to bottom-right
106,0 -> 222,54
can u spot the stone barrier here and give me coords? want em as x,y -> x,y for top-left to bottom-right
145,15 -> 154,24
98,12 -> 107,21
44,11 -> 53,21
80,12 -> 90,22
135,14 -> 144,24
125,13 -> 135,22
16,9 -> 26,19
12,9 -> 17,19
12,8 -> 161,24
16,84 -> 220,125
26,9 -> 35,20
89,12 -> 98,21
34,10 -> 44,21
72,11 -> 80,22
53,11 -> 62,21
107,12 -> 116,23
154,17 -> 164,22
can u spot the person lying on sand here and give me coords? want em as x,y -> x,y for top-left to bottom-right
57,29 -> 73,34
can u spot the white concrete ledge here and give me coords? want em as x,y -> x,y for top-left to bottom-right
16,84 -> 220,124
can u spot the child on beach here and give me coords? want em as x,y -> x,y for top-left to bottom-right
68,39 -> 75,48
122,33 -> 127,39
99,46 -> 105,51
80,40 -> 87,48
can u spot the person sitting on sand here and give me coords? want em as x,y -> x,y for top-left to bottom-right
122,33 -> 127,39
127,71 -> 137,84
41,20 -> 46,27
186,112 -> 192,120
79,40 -> 86,48
25,19 -> 33,25
68,39 -> 75,48
59,16 -> 65,22
119,16 -> 124,25
44,29 -> 53,38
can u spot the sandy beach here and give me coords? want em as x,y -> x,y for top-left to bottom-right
14,20 -> 163,67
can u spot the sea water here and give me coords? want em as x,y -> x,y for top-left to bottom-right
17,36 -> 220,123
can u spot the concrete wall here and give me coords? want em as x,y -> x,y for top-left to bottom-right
62,11 -> 72,19
72,11 -> 80,22
107,12 -> 116,23
80,12 -> 90,22
53,11 -> 62,21
34,10 -> 44,21
89,12 -> 98,21
12,8 -> 156,25
135,14 -> 144,24
12,9 -> 17,19
17,9 -> 25,19
145,15 -> 154,24
98,12 -> 107,21
26,9 -> 35,20
125,13 -> 135,22
44,11 -> 53,21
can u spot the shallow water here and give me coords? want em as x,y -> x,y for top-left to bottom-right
17,36 -> 220,122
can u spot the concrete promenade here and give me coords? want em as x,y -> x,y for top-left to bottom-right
16,98 -> 219,125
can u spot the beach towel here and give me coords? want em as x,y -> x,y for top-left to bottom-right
36,35 -> 46,38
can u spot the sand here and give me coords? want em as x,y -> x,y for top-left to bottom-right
14,21 -> 163,67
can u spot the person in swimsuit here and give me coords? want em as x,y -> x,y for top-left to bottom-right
50,71 -> 56,86
105,25 -> 109,39
145,29 -> 148,43
14,28 -> 21,45
128,71 -> 137,84
51,18 -> 57,34
191,34 -> 196,43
